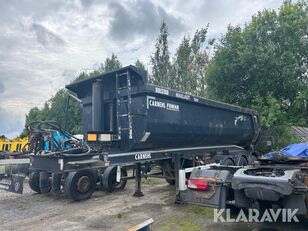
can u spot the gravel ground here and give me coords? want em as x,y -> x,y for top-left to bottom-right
0,178 -> 307,231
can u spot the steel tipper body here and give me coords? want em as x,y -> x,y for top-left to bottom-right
66,65 -> 260,151
28,65 -> 260,201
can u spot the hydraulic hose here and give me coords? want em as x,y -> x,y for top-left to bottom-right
27,120 -> 95,157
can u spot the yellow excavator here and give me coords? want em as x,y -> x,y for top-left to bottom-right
0,136 -> 30,193
0,137 -> 29,158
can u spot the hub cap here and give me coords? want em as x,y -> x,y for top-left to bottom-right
76,176 -> 91,193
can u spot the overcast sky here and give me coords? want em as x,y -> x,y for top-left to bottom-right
0,0 -> 283,138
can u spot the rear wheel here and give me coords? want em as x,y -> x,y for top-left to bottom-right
65,170 -> 96,201
165,179 -> 175,185
237,155 -> 248,166
160,160 -> 176,185
101,166 -> 127,192
305,194 -> 308,216
39,171 -> 51,194
29,171 -> 41,193
220,157 -> 235,166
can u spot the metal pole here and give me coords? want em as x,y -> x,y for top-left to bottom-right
64,96 -> 70,131
133,163 -> 144,197
173,153 -> 182,203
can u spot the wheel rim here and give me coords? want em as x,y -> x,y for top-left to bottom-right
76,176 -> 91,193
112,169 -> 126,189
112,176 -> 123,188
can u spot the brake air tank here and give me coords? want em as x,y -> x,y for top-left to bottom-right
66,66 -> 260,152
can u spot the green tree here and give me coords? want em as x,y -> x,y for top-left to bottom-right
26,107 -> 42,123
74,70 -> 102,82
135,59 -> 146,71
150,21 -> 172,87
205,1 -> 307,149
173,37 -> 191,91
253,94 -> 299,150
25,89 -> 82,134
104,53 -> 122,72
206,1 -> 307,108
172,27 -> 210,95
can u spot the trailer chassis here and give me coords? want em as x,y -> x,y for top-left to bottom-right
29,145 -> 253,200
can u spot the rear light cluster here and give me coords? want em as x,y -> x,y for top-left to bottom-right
187,178 -> 209,191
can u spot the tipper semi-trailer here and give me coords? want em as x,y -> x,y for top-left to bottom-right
23,65 -> 261,201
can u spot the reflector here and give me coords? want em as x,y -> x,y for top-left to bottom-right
188,178 -> 209,191
87,133 -> 97,141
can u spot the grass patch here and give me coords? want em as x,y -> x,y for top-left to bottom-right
116,213 -> 123,219
184,204 -> 213,219
141,178 -> 160,186
33,195 -> 45,202
15,199 -> 28,210
154,217 -> 202,231
154,204 -> 214,230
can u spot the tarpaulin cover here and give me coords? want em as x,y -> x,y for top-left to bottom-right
264,143 -> 308,158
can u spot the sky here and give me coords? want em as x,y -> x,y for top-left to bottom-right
0,0 -> 283,138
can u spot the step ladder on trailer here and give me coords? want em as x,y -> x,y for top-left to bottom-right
116,71 -> 133,141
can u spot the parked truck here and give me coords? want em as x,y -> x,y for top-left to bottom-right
25,65 -> 261,201
180,153 -> 308,217
1,65 -> 306,219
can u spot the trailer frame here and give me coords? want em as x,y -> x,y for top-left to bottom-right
29,144 -> 254,200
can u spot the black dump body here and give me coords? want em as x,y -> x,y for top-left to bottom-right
66,65 -> 260,153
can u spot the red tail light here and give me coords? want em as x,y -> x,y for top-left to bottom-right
187,178 -> 209,191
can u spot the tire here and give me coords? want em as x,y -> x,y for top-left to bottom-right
39,171 -> 50,194
237,155 -> 248,166
101,166 -> 127,192
65,170 -> 96,201
165,179 -> 175,185
220,157 -> 235,166
51,173 -> 62,193
305,194 -> 308,216
160,160 -> 175,185
29,171 -> 41,193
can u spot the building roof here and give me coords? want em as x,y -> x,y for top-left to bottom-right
260,126 -> 308,143
292,126 -> 308,142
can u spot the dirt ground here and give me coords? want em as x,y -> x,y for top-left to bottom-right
0,178 -> 307,231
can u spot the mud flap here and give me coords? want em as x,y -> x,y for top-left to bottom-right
181,169 -> 231,209
0,174 -> 25,194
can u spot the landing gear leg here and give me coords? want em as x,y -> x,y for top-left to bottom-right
174,154 -> 182,203
133,163 -> 144,197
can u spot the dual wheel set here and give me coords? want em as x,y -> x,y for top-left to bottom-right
28,166 -> 128,201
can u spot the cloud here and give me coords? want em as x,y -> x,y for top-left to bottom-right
31,23 -> 66,47
166,0 -> 283,38
80,0 -> 96,8
108,0 -> 186,41
0,106 -> 24,138
0,0 -> 282,138
0,82 -> 4,95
